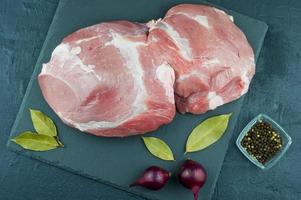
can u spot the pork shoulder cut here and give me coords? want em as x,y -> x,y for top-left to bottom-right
38,21 -> 176,137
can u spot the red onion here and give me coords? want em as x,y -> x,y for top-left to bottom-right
130,166 -> 171,190
178,159 -> 207,200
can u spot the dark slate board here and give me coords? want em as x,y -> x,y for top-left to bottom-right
7,0 -> 267,200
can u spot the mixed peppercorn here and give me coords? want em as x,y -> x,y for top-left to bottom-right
241,120 -> 283,164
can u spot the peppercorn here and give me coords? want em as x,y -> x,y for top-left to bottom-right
241,121 -> 283,164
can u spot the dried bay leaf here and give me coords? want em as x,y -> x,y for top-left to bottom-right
186,113 -> 232,153
142,137 -> 175,161
11,131 -> 62,151
30,109 -> 57,137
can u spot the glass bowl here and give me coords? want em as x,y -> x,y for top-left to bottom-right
236,114 -> 292,170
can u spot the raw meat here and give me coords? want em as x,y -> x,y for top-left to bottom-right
148,4 -> 255,114
38,21 -> 176,137
39,4 -> 256,137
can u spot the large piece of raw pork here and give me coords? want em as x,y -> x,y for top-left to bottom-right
39,4 -> 255,137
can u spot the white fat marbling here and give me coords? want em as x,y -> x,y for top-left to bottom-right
75,35 -> 102,44
213,7 -> 226,15
175,58 -> 220,82
177,71 -> 199,82
193,15 -> 209,28
240,70 -> 250,95
176,69 -> 209,83
105,31 -> 147,111
71,46 -> 81,55
40,63 -> 48,74
157,21 -> 193,60
213,8 -> 234,22
208,91 -> 224,109
56,112 -> 121,130
41,43 -> 102,80
147,19 -> 162,31
69,118 -> 121,130
249,56 -> 255,62
203,58 -> 221,67
156,63 -> 175,103
178,13 -> 210,29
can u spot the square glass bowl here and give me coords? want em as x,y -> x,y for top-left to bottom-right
236,114 -> 292,170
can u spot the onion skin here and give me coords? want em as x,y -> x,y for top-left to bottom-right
130,166 -> 171,190
178,159 -> 207,200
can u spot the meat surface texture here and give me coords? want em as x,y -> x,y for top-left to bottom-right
39,4 -> 255,137
148,4 -> 255,114
39,21 -> 176,137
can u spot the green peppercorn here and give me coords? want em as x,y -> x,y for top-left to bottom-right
241,121 -> 283,164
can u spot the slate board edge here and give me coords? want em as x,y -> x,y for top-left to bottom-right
6,0 -> 268,199
7,0 -> 62,147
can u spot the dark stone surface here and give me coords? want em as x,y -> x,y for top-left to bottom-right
6,1 -> 268,200
0,0 -> 300,200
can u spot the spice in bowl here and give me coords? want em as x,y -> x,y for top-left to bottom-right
241,120 -> 283,164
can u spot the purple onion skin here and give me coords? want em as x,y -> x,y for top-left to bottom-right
178,159 -> 207,200
130,166 -> 170,190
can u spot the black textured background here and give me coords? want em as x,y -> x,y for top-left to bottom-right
0,0 -> 300,199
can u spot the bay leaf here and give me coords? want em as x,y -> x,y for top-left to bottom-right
186,113 -> 232,153
11,131 -> 60,151
56,138 -> 64,147
30,109 -> 57,136
142,137 -> 175,161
